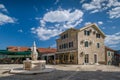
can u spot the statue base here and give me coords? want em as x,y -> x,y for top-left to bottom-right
9,60 -> 55,74
23,60 -> 46,71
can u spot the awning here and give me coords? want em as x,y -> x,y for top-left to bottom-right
7,55 -> 30,58
0,50 -> 31,55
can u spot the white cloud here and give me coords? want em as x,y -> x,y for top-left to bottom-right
112,26 -> 116,29
35,17 -> 41,20
54,0 -> 59,5
82,0 -> 105,13
82,0 -> 120,12
0,4 -> 16,25
105,32 -> 120,46
0,13 -> 15,25
101,27 -> 105,29
108,7 -> 120,18
31,27 -> 62,40
32,9 -> 84,40
84,22 -> 92,26
98,21 -> 103,25
84,21 -> 103,26
0,4 -> 8,12
50,43 -> 56,48
80,0 -> 85,3
33,6 -> 38,12
18,29 -> 23,33
82,0 -> 120,18
40,19 -> 46,27
43,9 -> 83,23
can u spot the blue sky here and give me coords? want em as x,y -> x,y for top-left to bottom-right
0,0 -> 120,50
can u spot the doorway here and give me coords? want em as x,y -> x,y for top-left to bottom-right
85,54 -> 89,63
94,54 -> 97,63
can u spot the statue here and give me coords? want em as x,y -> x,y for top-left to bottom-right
31,41 -> 38,61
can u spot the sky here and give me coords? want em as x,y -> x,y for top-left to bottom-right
0,0 -> 120,50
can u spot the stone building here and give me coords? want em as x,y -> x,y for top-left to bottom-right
56,23 -> 106,64
105,46 -> 116,65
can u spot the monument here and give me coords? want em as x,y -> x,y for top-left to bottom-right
10,41 -> 54,74
23,41 -> 46,70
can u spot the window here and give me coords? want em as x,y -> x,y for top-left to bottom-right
84,30 -> 90,36
66,43 -> 68,48
70,53 -> 74,62
97,43 -> 100,48
59,45 -> 62,49
85,54 -> 89,63
96,34 -> 100,38
61,36 -> 63,39
62,44 -> 64,49
66,33 -> 68,38
64,54 -> 68,61
84,30 -> 87,35
69,42 -> 73,48
63,35 -> 65,39
60,43 -> 69,49
85,41 -> 89,47
107,51 -> 111,56
64,44 -> 66,48
87,31 -> 90,36
61,33 -> 68,39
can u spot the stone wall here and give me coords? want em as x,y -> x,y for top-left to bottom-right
56,29 -> 78,52
78,26 -> 105,64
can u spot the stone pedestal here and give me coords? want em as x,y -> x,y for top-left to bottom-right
23,60 -> 46,71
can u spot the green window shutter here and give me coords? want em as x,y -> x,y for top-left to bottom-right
107,51 -> 110,56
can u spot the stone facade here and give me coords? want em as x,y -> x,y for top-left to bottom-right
56,23 -> 106,64
56,28 -> 78,52
56,28 -> 78,64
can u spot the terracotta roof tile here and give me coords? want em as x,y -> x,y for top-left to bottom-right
37,48 -> 56,54
7,46 -> 56,54
7,46 -> 30,52
105,46 -> 117,52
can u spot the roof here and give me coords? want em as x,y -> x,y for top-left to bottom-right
37,48 -> 57,54
7,46 -> 30,52
105,46 -> 117,52
7,46 -> 57,54
79,23 -> 106,37
59,28 -> 78,36
58,23 -> 106,38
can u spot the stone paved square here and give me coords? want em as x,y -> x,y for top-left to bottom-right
0,64 -> 120,80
